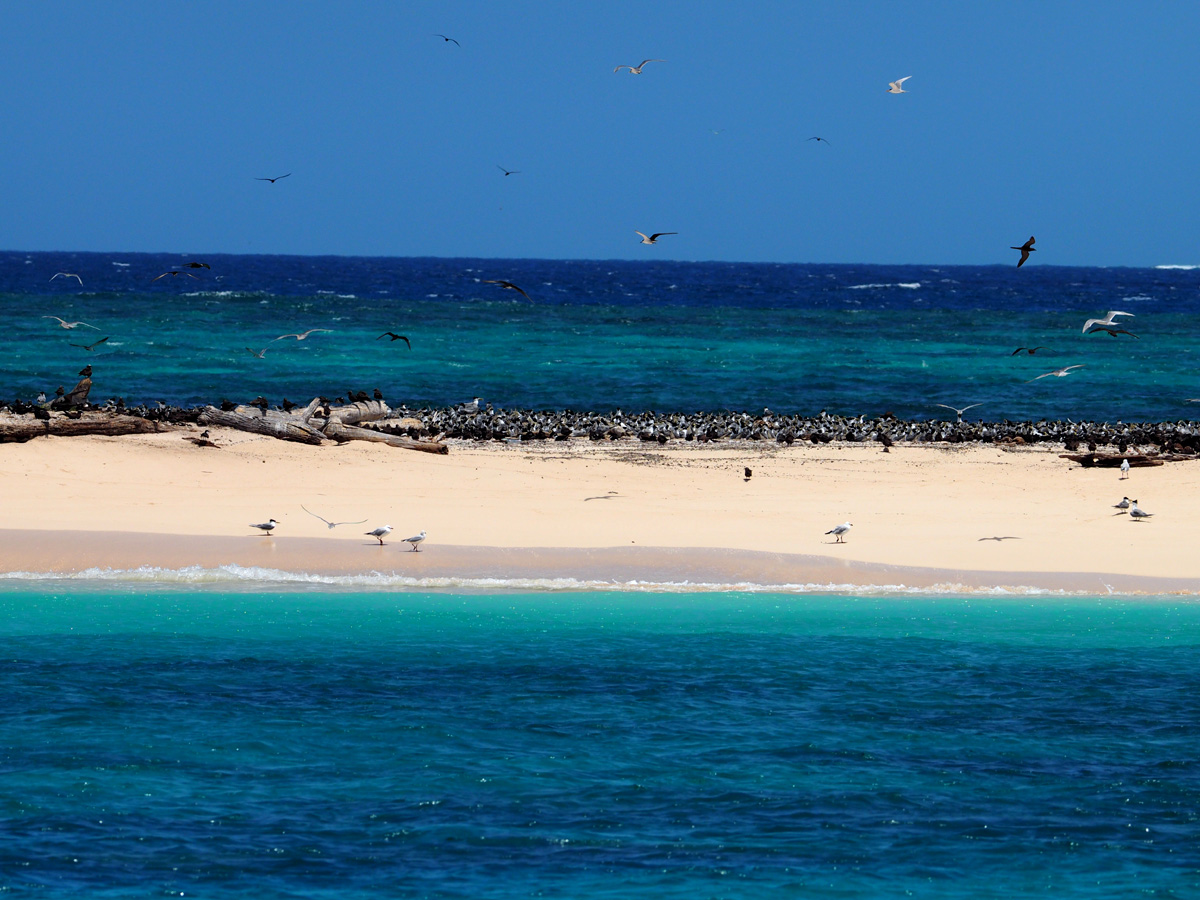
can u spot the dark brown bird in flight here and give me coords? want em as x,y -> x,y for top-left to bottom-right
1011,236 -> 1035,267
256,174 -> 291,183
1011,346 -> 1047,356
497,165 -> 520,176
434,34 -> 460,46
181,261 -> 211,269
153,271 -> 198,281
70,336 -> 109,351
807,137 -> 831,146
483,280 -> 532,300
636,231 -> 677,244
377,332 -> 411,348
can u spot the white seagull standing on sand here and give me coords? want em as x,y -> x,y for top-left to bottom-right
403,530 -> 427,552
614,59 -> 665,74
1026,365 -> 1085,383
635,231 -> 677,245
250,518 -> 278,534
1120,458 -> 1130,479
365,524 -> 393,545
825,522 -> 853,543
42,315 -> 98,330
1129,500 -> 1153,522
887,76 -> 912,93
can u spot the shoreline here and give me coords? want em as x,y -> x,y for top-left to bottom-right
1,429 -> 1198,593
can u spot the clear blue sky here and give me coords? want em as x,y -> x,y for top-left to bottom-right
3,1 -> 1197,265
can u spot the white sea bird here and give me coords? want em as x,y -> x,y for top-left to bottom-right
302,505 -> 367,529
1025,364 -> 1085,383
271,328 -> 332,343
1120,458 -> 1130,479
825,522 -> 853,543
50,272 -> 83,285
1113,496 -> 1131,512
934,403 -> 983,423
459,397 -> 482,413
250,518 -> 278,534
1129,500 -> 1153,522
887,76 -> 912,93
614,59 -> 665,74
1081,310 -> 1134,335
403,530 -> 427,552
635,231 -> 677,244
365,524 -> 393,545
42,315 -> 98,330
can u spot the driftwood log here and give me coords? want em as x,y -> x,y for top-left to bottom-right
324,419 -> 449,454
0,412 -> 165,443
1059,453 -> 1166,468
198,406 -> 326,445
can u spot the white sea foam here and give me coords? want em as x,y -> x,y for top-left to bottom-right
1155,265 -> 1199,270
846,282 -> 921,290
0,565 -> 1170,597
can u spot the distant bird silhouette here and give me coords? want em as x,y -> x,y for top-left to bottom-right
635,231 -> 676,244
1011,346 -> 1047,356
807,137 -> 831,146
434,34 -> 459,46
255,174 -> 291,182
271,328 -> 332,342
887,76 -> 912,93
743,467 -> 752,481
70,336 -> 109,351
377,332 -> 411,348
496,165 -> 520,176
614,59 -> 665,74
302,505 -> 367,530
181,261 -> 211,269
246,346 -> 270,359
152,270 -> 198,281
1026,365 -> 1085,383
978,536 -> 1021,541
50,272 -> 83,284
934,403 -> 983,423
1011,236 -> 1036,267
483,280 -> 532,300
43,315 -> 98,330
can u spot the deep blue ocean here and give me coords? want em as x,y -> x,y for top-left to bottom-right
1,587 -> 1198,899
3,250 -> 1199,422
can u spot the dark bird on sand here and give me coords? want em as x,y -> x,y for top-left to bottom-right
255,173 -> 291,183
434,34 -> 460,46
377,332 -> 411,348
744,467 -> 752,481
1011,346 -> 1047,356
70,336 -> 109,351
483,279 -> 532,300
1011,236 -> 1036,267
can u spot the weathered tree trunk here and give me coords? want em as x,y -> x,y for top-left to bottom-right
0,412 -> 165,443
323,419 -> 448,454
198,406 -> 326,445
1059,453 -> 1165,468
312,400 -> 390,427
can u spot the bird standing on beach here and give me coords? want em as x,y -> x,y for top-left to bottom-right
365,525 -> 393,545
403,530 -> 426,551
887,76 -> 912,93
1120,458 -> 1130,479
43,315 -> 98,330
614,59 -> 665,74
1129,500 -> 1153,522
1113,496 -> 1131,513
271,328 -> 332,342
1026,365 -> 1085,383
50,272 -> 83,284
482,279 -> 532,300
635,231 -> 677,245
1011,236 -> 1036,267
377,332 -> 411,348
825,522 -> 853,543
250,518 -> 278,534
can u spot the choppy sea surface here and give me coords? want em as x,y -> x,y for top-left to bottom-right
2,587 -> 1198,899
4,250 -> 1200,421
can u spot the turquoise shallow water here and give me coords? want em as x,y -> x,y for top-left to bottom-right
2,587 -> 1198,898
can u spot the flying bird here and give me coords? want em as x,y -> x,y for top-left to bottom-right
934,403 -> 983,423
1026,365 -> 1085,383
181,261 -> 211,269
807,137 -> 831,146
825,522 -> 853,543
887,76 -> 912,93
255,174 -> 291,182
1081,310 -> 1138,338
434,34 -> 459,46
42,315 -> 98,330
1011,346 -> 1047,356
1011,236 -> 1036,267
246,346 -> 270,359
152,270 -> 198,281
50,272 -> 83,284
403,530 -> 427,551
250,518 -> 278,534
614,59 -> 665,74
482,279 -> 532,300
978,536 -> 1021,541
70,336 -> 109,351
365,524 -> 394,545
271,328 -> 332,342
377,332 -> 411,348
635,231 -> 677,244
496,165 -> 520,176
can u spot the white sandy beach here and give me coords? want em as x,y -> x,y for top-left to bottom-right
1,426 -> 1197,591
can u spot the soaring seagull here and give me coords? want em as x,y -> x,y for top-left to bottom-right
635,231 -> 677,244
271,328 -> 332,342
1026,365 -> 1085,383
302,505 -> 367,529
1082,310 -> 1137,338
1011,236 -> 1036,267
42,315 -> 98,330
614,59 -> 665,74
50,272 -> 83,284
887,76 -> 912,93
934,403 -> 983,423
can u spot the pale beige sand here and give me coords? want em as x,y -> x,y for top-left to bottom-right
1,427 -> 1197,591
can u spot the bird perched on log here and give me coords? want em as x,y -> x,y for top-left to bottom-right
250,396 -> 269,415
